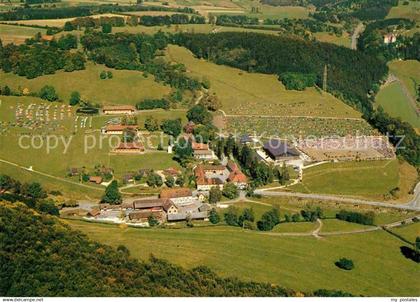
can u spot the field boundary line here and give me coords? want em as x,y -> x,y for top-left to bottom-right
0,158 -> 104,192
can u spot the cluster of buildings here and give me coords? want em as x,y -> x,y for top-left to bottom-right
87,188 -> 211,224
194,160 -> 248,191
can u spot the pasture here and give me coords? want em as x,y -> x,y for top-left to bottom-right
65,218 -> 420,296
375,82 -> 420,131
386,1 -> 420,20
313,31 -> 351,48
287,160 -> 412,201
0,24 -> 46,45
165,45 -> 361,118
388,60 -> 420,100
0,62 -> 171,106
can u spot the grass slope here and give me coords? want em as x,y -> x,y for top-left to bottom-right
289,160 -> 401,200
66,219 -> 420,296
165,45 -> 361,118
0,62 -> 171,106
0,24 -> 45,45
376,82 -> 420,130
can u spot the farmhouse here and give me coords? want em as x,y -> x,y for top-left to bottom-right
384,33 -> 397,44
226,161 -> 248,189
103,105 -> 136,115
194,164 -> 227,191
89,176 -> 103,184
103,124 -> 138,135
192,142 -> 215,160
41,35 -> 54,42
113,142 -> 145,154
263,140 -> 301,162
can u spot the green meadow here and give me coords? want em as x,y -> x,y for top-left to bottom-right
376,82 -> 420,130
65,218 -> 420,296
288,160 -> 403,201
0,62 -> 171,106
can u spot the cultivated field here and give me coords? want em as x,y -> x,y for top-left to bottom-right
288,160 -> 416,202
165,45 -> 361,118
226,115 -> 376,137
0,24 -> 46,45
66,218 -> 420,296
0,63 -> 171,106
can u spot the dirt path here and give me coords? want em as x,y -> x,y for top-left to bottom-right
351,22 -> 364,50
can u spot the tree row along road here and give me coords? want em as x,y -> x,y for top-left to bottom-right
253,188 -> 420,211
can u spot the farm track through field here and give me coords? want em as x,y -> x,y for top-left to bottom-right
0,158 -> 104,191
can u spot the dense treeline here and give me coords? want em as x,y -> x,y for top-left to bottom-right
215,15 -> 259,26
136,98 -> 169,110
264,18 -> 343,37
336,210 -> 375,225
0,174 -> 59,215
173,32 -> 387,116
310,0 -> 398,23
358,18 -> 419,61
0,35 -> 85,78
368,107 -> 420,166
139,14 -> 205,26
0,4 -> 197,21
0,201 -> 352,296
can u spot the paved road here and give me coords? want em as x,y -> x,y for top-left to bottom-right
351,23 -> 364,50
254,188 -> 420,211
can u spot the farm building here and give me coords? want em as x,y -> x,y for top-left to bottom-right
160,188 -> 194,204
191,142 -> 216,160
263,140 -> 301,161
113,142 -> 145,154
103,105 -> 136,115
89,176 -> 103,184
103,124 -> 138,135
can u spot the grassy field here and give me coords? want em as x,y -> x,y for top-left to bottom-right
0,24 -> 45,45
321,219 -> 375,233
375,60 -> 420,131
376,82 -> 420,130
288,160 -> 403,201
0,62 -> 171,106
386,1 -> 420,20
272,221 -> 317,233
313,31 -> 351,48
391,222 -> 420,243
389,60 -> 420,100
65,219 -> 420,296
165,45 -> 361,118
3,13 -> 124,27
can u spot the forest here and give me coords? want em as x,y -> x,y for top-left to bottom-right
0,35 -> 85,78
0,201 -> 353,297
